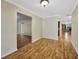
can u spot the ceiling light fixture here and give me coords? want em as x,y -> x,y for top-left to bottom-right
40,0 -> 49,7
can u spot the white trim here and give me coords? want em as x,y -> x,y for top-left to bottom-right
72,42 -> 78,54
1,49 -> 17,58
4,0 -> 43,18
68,0 -> 78,16
32,37 -> 42,43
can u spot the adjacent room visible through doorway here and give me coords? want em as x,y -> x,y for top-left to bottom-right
17,12 -> 32,49
58,16 -> 72,42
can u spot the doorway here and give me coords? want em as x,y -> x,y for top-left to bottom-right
17,12 -> 32,49
58,16 -> 72,42
58,21 -> 60,37
62,23 -> 72,42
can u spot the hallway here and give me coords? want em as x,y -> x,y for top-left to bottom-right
1,0 -> 78,58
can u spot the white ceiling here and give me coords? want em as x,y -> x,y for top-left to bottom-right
5,0 -> 77,17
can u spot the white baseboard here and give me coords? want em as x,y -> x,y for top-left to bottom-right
42,37 -> 58,40
32,37 -> 41,43
1,49 -> 17,58
32,37 -> 58,43
71,42 -> 78,54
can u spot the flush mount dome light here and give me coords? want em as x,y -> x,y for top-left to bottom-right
40,0 -> 49,7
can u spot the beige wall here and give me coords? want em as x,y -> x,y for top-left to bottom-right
32,16 -> 42,42
1,0 -> 17,57
42,17 -> 58,40
72,6 -> 78,53
1,0 -> 42,57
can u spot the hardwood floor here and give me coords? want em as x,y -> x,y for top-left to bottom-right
17,34 -> 32,49
61,31 -> 72,43
2,38 -> 77,59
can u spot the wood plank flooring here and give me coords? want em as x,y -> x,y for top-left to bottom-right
17,34 -> 32,49
2,38 -> 77,59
